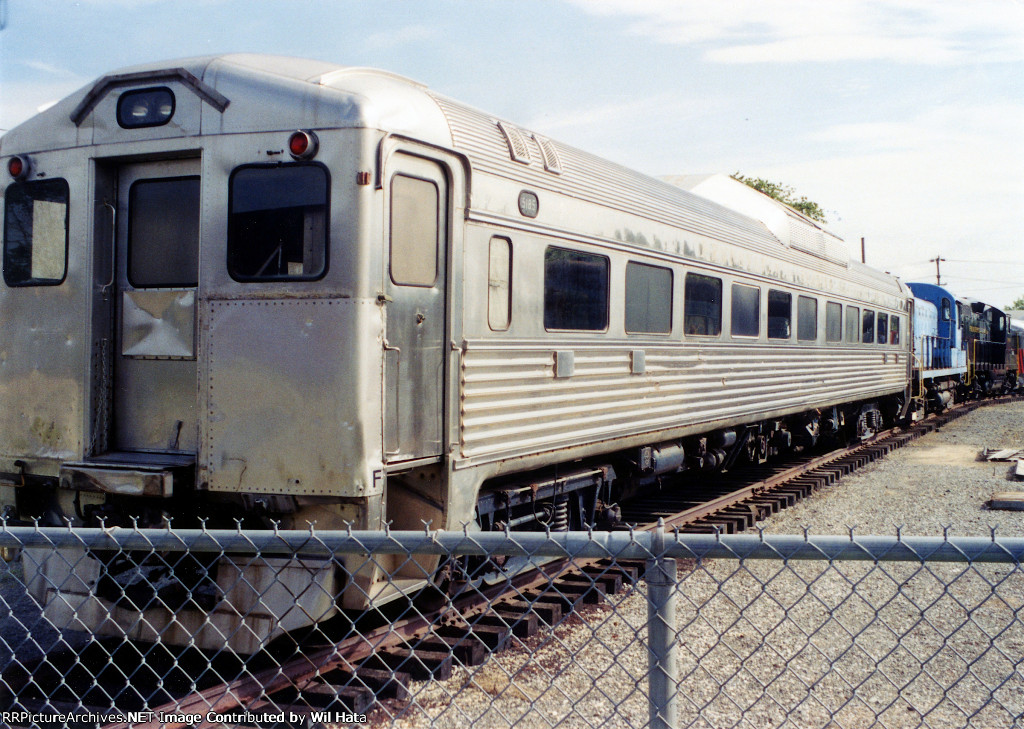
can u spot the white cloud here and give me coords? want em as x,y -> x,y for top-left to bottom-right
567,0 -> 1024,64
362,25 -> 437,52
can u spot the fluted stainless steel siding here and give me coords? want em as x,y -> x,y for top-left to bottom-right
459,340 -> 906,464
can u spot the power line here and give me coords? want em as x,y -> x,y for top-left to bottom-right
941,258 -> 1024,265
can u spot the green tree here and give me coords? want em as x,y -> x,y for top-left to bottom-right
732,173 -> 828,224
1007,295 -> 1024,310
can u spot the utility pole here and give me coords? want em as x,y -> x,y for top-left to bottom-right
930,255 -> 945,286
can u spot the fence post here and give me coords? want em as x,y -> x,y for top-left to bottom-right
647,519 -> 678,729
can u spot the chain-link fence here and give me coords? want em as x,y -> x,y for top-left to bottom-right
1,523 -> 1022,729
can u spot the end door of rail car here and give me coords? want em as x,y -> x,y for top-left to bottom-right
382,151 -> 448,463
112,159 -> 200,454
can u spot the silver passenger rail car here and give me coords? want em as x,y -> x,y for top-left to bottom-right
1,54 -> 912,652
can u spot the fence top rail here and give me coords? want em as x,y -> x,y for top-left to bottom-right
1,523 -> 1023,563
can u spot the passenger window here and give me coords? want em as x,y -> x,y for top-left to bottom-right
129,176 -> 200,287
941,299 -> 951,321
730,283 -> 760,337
544,247 -> 608,330
767,289 -> 791,339
877,313 -> 889,344
862,310 -> 875,343
891,316 -> 901,345
846,306 -> 860,343
797,296 -> 817,341
3,179 -> 69,286
228,164 -> 328,281
684,273 -> 722,336
625,261 -> 672,334
826,302 -> 842,342
488,237 -> 512,331
389,174 -> 439,286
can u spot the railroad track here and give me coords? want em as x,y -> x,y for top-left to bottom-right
8,396 -> 1022,728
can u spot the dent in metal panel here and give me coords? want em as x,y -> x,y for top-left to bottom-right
121,289 -> 195,358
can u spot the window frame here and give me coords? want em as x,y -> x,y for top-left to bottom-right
845,306 -> 860,344
227,162 -> 330,283
127,175 -> 201,289
862,309 -> 875,344
389,172 -> 440,288
876,312 -> 889,345
487,236 -> 512,331
2,178 -> 71,287
683,272 -> 722,337
625,260 -> 673,335
825,301 -> 843,343
543,246 -> 610,332
767,289 -> 792,340
797,295 -> 817,342
730,282 -> 760,338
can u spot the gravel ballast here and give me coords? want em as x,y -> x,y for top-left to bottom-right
388,401 -> 1024,728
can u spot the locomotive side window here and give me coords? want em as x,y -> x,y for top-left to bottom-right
846,306 -> 860,343
767,289 -> 791,339
228,164 -> 328,281
797,295 -> 817,341
825,301 -> 842,342
730,283 -> 760,337
941,298 -> 952,321
625,261 -> 672,334
3,179 -> 69,286
128,177 -> 200,287
684,273 -> 721,336
390,174 -> 439,286
488,236 -> 512,331
862,309 -> 875,343
876,313 -> 889,344
890,316 -> 901,345
544,247 -> 608,331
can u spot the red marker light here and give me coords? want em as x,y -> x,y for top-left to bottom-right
8,155 -> 29,180
288,130 -> 318,160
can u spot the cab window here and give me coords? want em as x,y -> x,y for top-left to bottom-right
228,164 -> 328,281
3,179 -> 69,286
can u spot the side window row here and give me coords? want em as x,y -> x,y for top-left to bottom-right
517,241 -> 904,345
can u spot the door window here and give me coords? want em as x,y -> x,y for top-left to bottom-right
128,177 -> 200,287
390,174 -> 439,286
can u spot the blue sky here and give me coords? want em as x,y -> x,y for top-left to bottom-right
1,0 -> 1022,306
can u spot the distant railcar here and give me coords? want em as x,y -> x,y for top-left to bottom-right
1,55 -> 916,652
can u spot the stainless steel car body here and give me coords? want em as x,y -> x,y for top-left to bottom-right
1,54 -> 912,651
